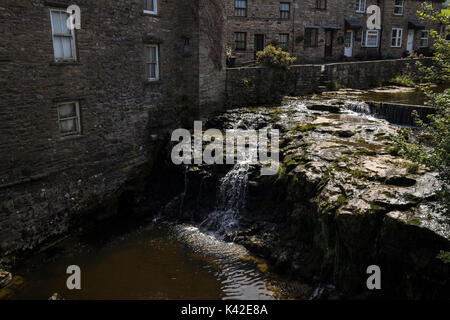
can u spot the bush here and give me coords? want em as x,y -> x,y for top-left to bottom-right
256,45 -> 296,70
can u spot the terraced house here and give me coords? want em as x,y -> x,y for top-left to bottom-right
226,0 -> 445,64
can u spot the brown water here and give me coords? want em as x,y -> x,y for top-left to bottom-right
6,221 -> 309,300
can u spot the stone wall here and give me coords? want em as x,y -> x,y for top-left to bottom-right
0,0 -> 226,263
198,0 -> 227,117
226,64 -> 323,107
225,58 -> 431,107
324,58 -> 430,89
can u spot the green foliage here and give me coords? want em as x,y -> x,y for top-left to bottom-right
332,80 -> 345,90
389,74 -> 416,87
395,6 -> 450,215
240,77 -> 251,87
403,162 -> 420,174
256,45 -> 297,70
437,250 -> 450,263
416,4 -> 450,83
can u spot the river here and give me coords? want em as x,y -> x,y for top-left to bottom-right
7,219 -> 309,300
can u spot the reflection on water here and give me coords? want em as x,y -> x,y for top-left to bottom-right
6,221 -> 309,300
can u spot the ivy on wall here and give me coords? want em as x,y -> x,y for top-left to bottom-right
199,0 -> 226,70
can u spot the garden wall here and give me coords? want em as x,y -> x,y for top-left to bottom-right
226,58 -> 432,107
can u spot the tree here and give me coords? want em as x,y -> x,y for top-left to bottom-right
394,4 -> 450,215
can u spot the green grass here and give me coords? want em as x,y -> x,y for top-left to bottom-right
403,162 -> 420,174
389,74 -> 416,87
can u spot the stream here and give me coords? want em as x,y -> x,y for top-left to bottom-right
5,85 -> 448,300
7,220 -> 309,300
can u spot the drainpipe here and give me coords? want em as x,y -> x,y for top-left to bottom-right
292,0 -> 296,56
378,0 -> 383,57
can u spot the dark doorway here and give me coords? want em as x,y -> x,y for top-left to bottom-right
325,30 -> 333,57
254,34 -> 265,59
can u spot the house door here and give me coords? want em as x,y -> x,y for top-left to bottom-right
325,30 -> 333,57
254,34 -> 265,59
407,30 -> 415,54
344,30 -> 353,57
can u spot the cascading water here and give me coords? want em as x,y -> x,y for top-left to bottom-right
343,100 -> 373,115
199,163 -> 249,237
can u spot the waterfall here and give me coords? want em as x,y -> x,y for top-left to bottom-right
179,165 -> 188,216
199,163 -> 249,237
343,100 -> 373,115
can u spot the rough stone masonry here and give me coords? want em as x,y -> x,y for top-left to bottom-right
0,0 -> 226,262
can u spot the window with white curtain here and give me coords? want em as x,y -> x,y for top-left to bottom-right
364,30 -> 379,47
234,0 -> 247,17
355,0 -> 366,13
280,3 -> 290,19
57,102 -> 81,136
420,31 -> 429,47
391,27 -> 403,47
234,32 -> 247,50
50,9 -> 76,61
144,0 -> 157,14
146,45 -> 159,81
279,34 -> 289,50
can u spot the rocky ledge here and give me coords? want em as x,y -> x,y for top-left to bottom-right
0,270 -> 12,289
176,98 -> 450,299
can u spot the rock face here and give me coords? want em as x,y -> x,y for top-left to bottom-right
0,270 -> 12,289
175,98 -> 450,299
48,293 -> 64,301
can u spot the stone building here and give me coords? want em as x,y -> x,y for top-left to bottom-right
0,0 -> 225,259
225,0 -> 444,64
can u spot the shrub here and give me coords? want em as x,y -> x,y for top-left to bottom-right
256,45 -> 296,70
295,34 -> 304,43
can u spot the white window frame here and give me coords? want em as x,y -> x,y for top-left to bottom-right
144,0 -> 158,15
394,0 -> 404,15
57,101 -> 81,136
391,27 -> 403,47
356,0 -> 366,13
420,30 -> 429,47
279,33 -> 289,50
50,9 -> 77,62
146,44 -> 159,81
364,30 -> 379,47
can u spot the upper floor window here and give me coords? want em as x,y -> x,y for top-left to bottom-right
355,0 -> 366,13
280,3 -> 290,19
146,45 -> 159,81
394,0 -> 404,15
420,31 -> 429,47
50,9 -> 77,62
304,28 -> 319,47
144,0 -> 157,15
57,102 -> 81,136
234,32 -> 247,50
364,30 -> 379,47
234,0 -> 247,17
316,0 -> 327,10
391,27 -> 403,47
